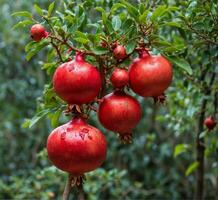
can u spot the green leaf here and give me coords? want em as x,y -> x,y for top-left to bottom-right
185,161 -> 199,176
174,144 -> 189,157
51,109 -> 61,128
74,37 -> 89,44
139,10 -> 149,23
48,2 -> 55,17
12,20 -> 33,29
151,5 -> 167,22
112,16 -> 121,31
25,41 -> 36,52
126,40 -> 136,54
168,56 -> 193,75
91,47 -> 109,55
11,11 -> 32,19
26,42 -> 48,61
163,21 -> 181,28
34,4 -> 43,16
120,0 -> 139,21
27,109 -> 51,128
111,3 -> 124,14
22,119 -> 31,128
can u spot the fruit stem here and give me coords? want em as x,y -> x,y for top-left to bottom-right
62,174 -> 74,200
75,52 -> 85,62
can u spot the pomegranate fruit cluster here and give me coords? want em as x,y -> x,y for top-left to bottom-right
31,25 -> 175,181
46,46 -> 174,178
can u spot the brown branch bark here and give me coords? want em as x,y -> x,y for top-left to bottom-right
195,71 -> 216,200
62,174 -> 74,200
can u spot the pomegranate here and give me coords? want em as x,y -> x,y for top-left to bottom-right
47,117 -> 107,175
53,52 -> 101,105
110,68 -> 129,89
113,45 -> 127,60
98,91 -> 141,142
30,24 -> 48,42
129,50 -> 173,97
204,116 -> 216,130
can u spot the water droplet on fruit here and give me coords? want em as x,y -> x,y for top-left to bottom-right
79,133 -> 85,140
88,135 -> 92,140
82,128 -> 89,133
61,132 -> 66,140
69,66 -> 75,72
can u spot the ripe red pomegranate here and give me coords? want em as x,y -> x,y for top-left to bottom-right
47,117 -> 107,175
30,24 -> 48,42
129,50 -> 173,97
98,91 -> 141,142
110,68 -> 129,89
53,52 -> 101,104
204,116 -> 217,130
113,45 -> 127,60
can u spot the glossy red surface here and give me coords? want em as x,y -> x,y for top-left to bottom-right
47,117 -> 107,175
110,68 -> 129,89
129,54 -> 173,97
53,53 -> 101,104
30,24 -> 47,42
98,91 -> 141,135
204,116 -> 216,130
113,45 -> 127,60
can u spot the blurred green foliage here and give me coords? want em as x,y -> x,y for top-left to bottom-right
0,0 -> 217,199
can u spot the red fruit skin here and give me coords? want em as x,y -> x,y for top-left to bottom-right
98,91 -> 141,135
110,68 -> 129,88
129,54 -> 173,97
30,24 -> 47,42
204,116 -> 217,130
113,45 -> 127,60
47,117 -> 107,175
53,53 -> 101,104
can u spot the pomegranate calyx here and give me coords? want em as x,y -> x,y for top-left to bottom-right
138,48 -> 150,58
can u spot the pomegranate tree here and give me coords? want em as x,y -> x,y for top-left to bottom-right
16,1 -> 212,199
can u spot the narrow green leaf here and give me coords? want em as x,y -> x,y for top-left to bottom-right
29,109 -> 51,128
111,3 -> 124,14
25,41 -> 36,52
74,37 -> 89,44
11,11 -> 32,18
151,5 -> 167,22
163,21 -> 181,28
34,4 -> 43,16
26,42 -> 48,61
91,47 -> 109,55
48,2 -> 55,17
120,0 -> 139,21
12,20 -> 33,29
126,40 -> 136,54
112,16 -> 121,31
168,56 -> 193,75
174,144 -> 189,157
51,109 -> 61,128
185,161 -> 199,176
139,10 -> 149,23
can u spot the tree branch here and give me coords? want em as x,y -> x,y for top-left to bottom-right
195,71 -> 216,200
